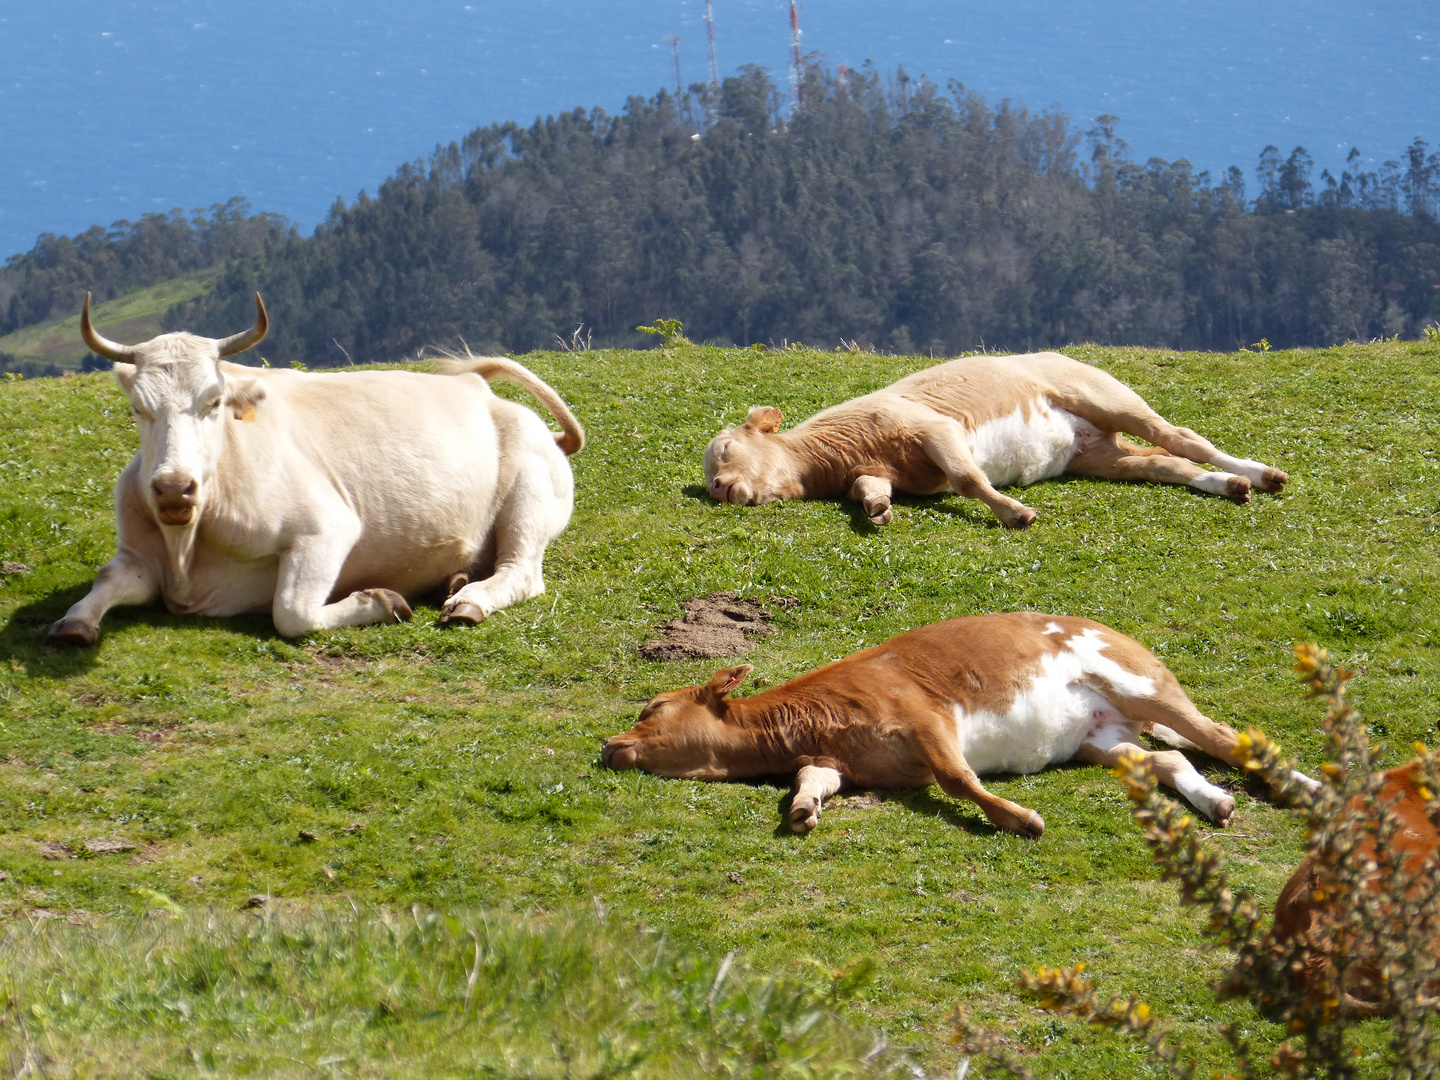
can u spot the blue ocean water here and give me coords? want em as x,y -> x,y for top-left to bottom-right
2,0 -> 1435,260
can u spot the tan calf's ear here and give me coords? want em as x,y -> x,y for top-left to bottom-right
745,406 -> 783,433
703,664 -> 754,700
226,376 -> 267,422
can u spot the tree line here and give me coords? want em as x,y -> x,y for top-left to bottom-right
5,65 -> 1439,365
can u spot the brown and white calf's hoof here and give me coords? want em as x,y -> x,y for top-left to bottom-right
1212,795 -> 1236,827
1259,467 -> 1288,493
1006,507 -> 1039,530
46,617 -> 98,647
440,601 -> 488,626
1225,475 -> 1253,504
361,588 -> 412,623
789,795 -> 821,833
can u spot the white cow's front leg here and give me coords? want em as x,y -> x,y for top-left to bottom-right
789,765 -> 843,833
48,549 -> 161,646
272,520 -> 411,637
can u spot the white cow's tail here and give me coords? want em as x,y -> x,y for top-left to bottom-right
438,349 -> 585,456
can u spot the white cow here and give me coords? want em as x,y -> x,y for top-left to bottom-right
48,293 -> 583,645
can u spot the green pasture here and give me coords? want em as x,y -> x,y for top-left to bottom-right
0,340 -> 1437,1076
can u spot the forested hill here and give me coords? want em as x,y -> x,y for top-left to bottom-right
10,65 -> 1440,366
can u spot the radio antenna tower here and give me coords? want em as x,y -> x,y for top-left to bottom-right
704,0 -> 720,127
787,0 -> 803,109
665,34 -> 682,100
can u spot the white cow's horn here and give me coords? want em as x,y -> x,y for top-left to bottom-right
80,293 -> 140,365
216,293 -> 269,357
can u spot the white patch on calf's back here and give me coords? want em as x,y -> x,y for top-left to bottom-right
1042,621 -> 1064,635
951,628 -> 1156,774
969,401 -> 1094,488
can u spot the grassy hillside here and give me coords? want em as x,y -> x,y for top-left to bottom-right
0,272 -> 213,369
1,339 -> 1437,1076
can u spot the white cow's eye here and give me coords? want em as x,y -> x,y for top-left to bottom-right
206,400 -> 221,414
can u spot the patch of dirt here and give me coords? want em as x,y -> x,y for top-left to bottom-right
85,719 -> 178,745
638,592 -> 780,661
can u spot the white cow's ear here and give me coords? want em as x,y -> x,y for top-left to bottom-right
112,362 -> 138,394
745,406 -> 783,433
703,664 -> 754,700
226,376 -> 267,422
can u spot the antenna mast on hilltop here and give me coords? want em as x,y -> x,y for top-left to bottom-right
705,0 -> 720,127
787,0 -> 803,109
665,34 -> 682,100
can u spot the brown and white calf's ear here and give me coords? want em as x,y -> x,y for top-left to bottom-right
225,375 -> 267,422
702,664 -> 754,701
744,406 -> 783,433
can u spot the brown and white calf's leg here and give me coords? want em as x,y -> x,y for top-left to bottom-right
847,474 -> 894,526
1096,673 -> 1317,798
909,717 -> 1046,836
1068,434 -> 1256,504
789,765 -> 844,833
921,422 -> 1038,529
1075,720 -> 1236,825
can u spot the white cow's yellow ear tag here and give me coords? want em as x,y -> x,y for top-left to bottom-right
238,403 -> 257,423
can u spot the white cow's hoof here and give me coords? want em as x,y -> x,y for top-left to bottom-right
47,617 -> 98,647
441,601 -> 487,626
361,588 -> 412,623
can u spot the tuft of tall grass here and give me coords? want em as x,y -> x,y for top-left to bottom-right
0,905 -> 908,1078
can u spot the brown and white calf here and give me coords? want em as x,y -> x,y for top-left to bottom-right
704,352 -> 1287,528
604,613 -> 1309,836
1272,761 -> 1440,1014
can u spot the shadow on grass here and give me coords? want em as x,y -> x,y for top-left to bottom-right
0,583 -> 280,672
678,481 -> 1007,536
772,785 -> 1004,838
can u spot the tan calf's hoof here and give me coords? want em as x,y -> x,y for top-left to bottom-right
362,588 -> 413,623
441,601 -> 487,626
1226,476 -> 1253,504
1022,811 -> 1045,839
869,507 -> 893,526
47,617 -> 98,647
1260,467 -> 1287,493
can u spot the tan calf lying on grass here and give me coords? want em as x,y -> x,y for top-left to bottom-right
704,352 -> 1287,528
604,613 -> 1308,836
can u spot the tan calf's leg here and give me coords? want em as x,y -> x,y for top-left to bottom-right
789,765 -> 843,833
909,719 -> 1045,837
1066,388 -> 1287,495
1069,434 -> 1254,503
920,423 -> 1038,528
847,474 -> 894,526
